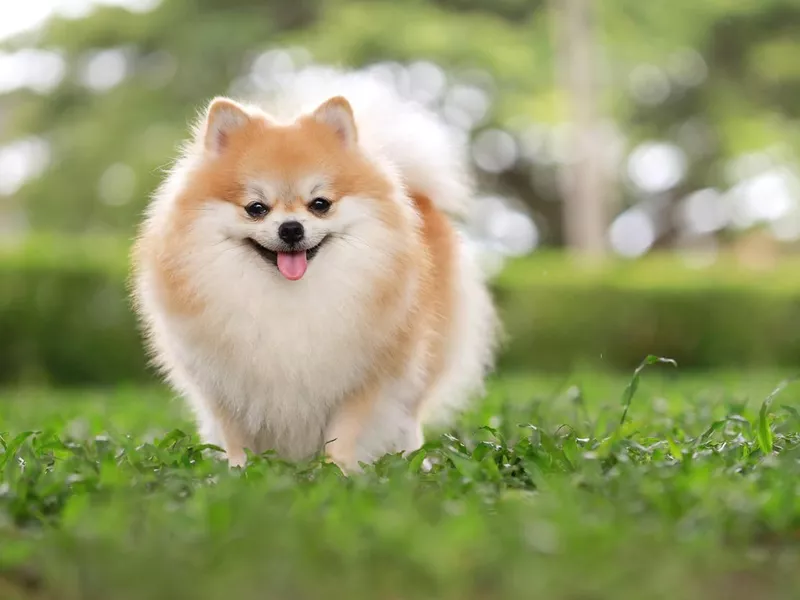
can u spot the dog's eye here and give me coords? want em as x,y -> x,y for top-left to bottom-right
308,198 -> 332,214
245,202 -> 269,218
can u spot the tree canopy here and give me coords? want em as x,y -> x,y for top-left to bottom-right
1,0 -> 798,255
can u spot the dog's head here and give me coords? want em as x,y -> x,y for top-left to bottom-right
177,95 -> 410,282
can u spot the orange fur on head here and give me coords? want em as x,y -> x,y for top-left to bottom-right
183,98 -> 393,217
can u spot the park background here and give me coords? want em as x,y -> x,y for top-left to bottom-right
1,1 -> 800,599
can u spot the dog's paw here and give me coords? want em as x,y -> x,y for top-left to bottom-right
227,449 -> 247,469
322,454 -> 348,476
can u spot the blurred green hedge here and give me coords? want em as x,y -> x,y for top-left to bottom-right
3,236 -> 800,385
494,256 -> 800,372
0,236 -> 147,385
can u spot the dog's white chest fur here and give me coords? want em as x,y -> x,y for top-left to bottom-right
146,238 -> 407,460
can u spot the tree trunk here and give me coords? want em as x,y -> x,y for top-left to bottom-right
553,0 -> 608,260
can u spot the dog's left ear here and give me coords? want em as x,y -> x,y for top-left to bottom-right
312,96 -> 357,147
203,97 -> 251,155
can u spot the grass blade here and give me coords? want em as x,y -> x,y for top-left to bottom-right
619,355 -> 677,426
756,378 -> 796,454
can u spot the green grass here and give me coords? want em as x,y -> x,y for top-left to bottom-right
2,365 -> 800,600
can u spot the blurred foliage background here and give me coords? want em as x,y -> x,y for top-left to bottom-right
2,0 -> 800,383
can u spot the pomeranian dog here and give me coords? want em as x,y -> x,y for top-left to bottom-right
132,69 -> 498,471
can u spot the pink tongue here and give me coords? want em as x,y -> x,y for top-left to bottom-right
276,251 -> 308,280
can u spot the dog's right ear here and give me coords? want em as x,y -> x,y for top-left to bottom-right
311,96 -> 357,147
202,97 -> 250,155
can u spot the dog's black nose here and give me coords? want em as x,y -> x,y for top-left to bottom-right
278,221 -> 304,245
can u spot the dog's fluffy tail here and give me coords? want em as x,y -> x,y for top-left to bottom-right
255,66 -> 474,219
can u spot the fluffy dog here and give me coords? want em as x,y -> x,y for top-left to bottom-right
132,71 -> 498,470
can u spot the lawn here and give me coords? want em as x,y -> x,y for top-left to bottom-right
1,365 -> 800,600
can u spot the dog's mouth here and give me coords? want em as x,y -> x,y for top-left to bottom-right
246,236 -> 328,281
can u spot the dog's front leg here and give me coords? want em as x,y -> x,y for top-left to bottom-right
324,385 -> 377,473
325,384 -> 424,473
203,403 -> 250,469
220,425 -> 248,468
